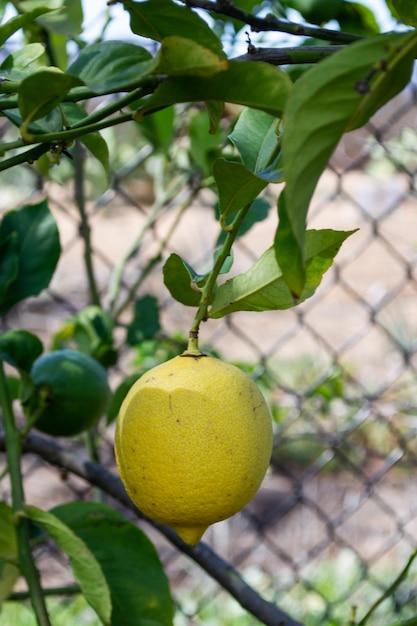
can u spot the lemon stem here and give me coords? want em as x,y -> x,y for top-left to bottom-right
187,201 -> 253,351
0,361 -> 52,626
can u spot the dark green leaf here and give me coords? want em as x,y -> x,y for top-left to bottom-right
285,0 -> 343,24
67,41 -> 155,94
24,505 -> 112,625
189,110 -> 223,175
18,68 -> 82,125
280,30 -> 417,297
124,0 -> 224,57
163,254 -> 201,307
51,502 -> 174,626
229,108 -> 283,182
0,330 -> 43,372
127,295 -> 161,346
216,197 -> 272,245
214,158 -> 268,223
0,6 -> 55,47
138,106 -> 175,153
81,133 -> 110,183
0,200 -> 61,315
0,502 -> 19,604
337,1 -> 380,36
3,106 -> 65,135
209,229 -> 356,317
106,373 -> 141,425
0,233 -> 18,302
392,0 -> 417,26
135,60 -> 292,120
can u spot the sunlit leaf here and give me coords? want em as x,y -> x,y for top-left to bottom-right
135,60 -> 292,120
210,229 -> 356,317
280,30 -> 417,296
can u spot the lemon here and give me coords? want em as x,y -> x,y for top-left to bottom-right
27,349 -> 111,437
115,353 -> 273,545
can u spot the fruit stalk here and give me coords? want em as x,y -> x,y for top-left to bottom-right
187,201 -> 252,353
0,361 -> 52,626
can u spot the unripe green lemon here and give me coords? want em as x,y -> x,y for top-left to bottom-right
28,349 -> 111,437
115,353 -> 273,545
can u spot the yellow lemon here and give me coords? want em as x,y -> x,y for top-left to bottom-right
115,353 -> 273,545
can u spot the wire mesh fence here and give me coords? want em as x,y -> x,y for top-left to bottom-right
2,80 -> 417,625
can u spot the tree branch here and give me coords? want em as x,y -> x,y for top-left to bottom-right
0,431 -> 303,626
182,0 -> 362,44
235,45 -> 343,65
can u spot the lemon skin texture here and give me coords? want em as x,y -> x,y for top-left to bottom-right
115,354 -> 273,545
30,349 -> 111,437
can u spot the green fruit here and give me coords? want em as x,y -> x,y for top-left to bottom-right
28,349 -> 111,437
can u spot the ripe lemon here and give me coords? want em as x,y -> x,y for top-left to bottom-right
27,349 -> 111,437
115,353 -> 273,545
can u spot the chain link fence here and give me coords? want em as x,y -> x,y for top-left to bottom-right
2,80 -> 417,625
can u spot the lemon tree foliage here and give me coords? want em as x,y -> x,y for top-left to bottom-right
0,0 -> 415,625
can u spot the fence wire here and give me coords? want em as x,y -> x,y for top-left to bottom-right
2,83 -> 417,626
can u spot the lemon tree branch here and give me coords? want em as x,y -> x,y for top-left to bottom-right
0,362 -> 52,626
2,431 -> 304,626
182,0 -> 362,44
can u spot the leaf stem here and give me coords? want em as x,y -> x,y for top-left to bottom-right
187,202 -> 252,352
0,361 -> 51,626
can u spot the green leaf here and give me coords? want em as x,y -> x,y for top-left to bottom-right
67,41 -> 155,94
155,36 -> 228,77
0,233 -> 18,302
0,200 -> 61,315
124,0 -> 224,57
0,502 -> 19,605
138,106 -> 175,152
0,6 -> 55,47
3,106 -> 65,136
107,373 -> 141,425
20,0 -> 83,36
0,330 -> 43,372
127,295 -> 161,346
216,197 -> 272,246
52,306 -> 117,368
18,68 -> 82,126
163,254 -> 201,307
0,43 -> 45,70
392,0 -> 417,26
81,133 -> 110,184
189,110 -> 224,175
209,229 -> 356,317
135,60 -> 292,120
229,108 -> 283,182
280,30 -> 417,297
24,505 -> 112,626
214,158 -> 268,224
337,1 -> 380,36
51,502 -> 174,626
